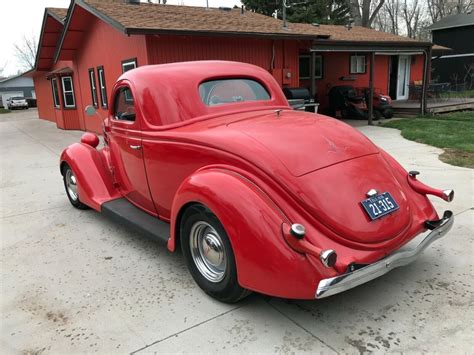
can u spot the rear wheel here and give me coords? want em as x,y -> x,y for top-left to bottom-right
62,164 -> 89,210
180,205 -> 250,303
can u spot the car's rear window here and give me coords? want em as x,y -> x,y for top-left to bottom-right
199,79 -> 270,106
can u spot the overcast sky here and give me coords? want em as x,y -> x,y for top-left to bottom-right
0,0 -> 242,77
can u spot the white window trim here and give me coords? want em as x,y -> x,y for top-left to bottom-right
89,70 -> 98,107
51,78 -> 60,108
98,68 -> 107,107
122,60 -> 137,73
350,55 -> 366,74
299,54 -> 323,80
61,76 -> 75,108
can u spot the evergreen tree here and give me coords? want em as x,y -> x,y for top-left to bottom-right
242,0 -> 351,25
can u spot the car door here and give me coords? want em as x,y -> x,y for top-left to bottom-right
108,85 -> 156,215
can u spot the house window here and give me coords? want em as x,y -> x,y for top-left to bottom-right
51,77 -> 60,108
121,58 -> 137,73
97,66 -> 107,108
350,55 -> 366,74
61,76 -> 75,108
88,68 -> 98,107
299,55 -> 323,79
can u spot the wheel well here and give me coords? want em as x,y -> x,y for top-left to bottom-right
174,202 -> 206,251
60,161 -> 69,176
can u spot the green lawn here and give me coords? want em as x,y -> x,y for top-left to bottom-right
441,90 -> 474,99
382,111 -> 474,168
0,108 -> 11,114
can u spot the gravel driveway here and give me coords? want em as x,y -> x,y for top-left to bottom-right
1,109 -> 473,353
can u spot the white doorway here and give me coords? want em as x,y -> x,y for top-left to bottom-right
396,55 -> 411,100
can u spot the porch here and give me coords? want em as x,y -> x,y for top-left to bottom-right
392,97 -> 474,117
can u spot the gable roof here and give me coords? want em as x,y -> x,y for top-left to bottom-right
52,0 -> 432,64
48,7 -> 69,23
427,12 -> 474,31
34,7 -> 68,71
80,0 -> 426,44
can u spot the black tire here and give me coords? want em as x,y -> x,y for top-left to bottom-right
62,164 -> 89,210
373,110 -> 382,120
382,108 -> 394,119
180,205 -> 250,303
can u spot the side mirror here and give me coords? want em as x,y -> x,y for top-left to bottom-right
85,105 -> 97,116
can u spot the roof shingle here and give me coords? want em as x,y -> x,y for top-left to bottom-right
82,0 -> 427,44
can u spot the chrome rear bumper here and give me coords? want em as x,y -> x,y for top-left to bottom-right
315,211 -> 454,299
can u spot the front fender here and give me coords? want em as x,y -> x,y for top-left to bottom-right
170,167 -> 336,299
60,143 -> 119,211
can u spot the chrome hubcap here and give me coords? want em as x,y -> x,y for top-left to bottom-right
65,169 -> 78,201
190,221 -> 227,283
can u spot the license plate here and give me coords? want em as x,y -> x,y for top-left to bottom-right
361,192 -> 399,220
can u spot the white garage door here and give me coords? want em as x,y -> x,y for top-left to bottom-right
1,91 -> 24,108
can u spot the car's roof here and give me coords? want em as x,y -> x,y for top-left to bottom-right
117,61 -> 289,128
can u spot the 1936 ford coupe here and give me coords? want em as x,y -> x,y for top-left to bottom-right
60,61 -> 454,302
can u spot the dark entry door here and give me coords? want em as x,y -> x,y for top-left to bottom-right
389,56 -> 398,100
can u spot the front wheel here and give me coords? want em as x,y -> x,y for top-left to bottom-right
180,205 -> 250,303
62,164 -> 89,210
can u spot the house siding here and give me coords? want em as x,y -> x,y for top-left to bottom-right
146,35 -> 300,87
432,25 -> 474,85
73,16 -> 149,133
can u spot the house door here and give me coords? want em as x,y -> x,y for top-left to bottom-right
397,55 -> 411,100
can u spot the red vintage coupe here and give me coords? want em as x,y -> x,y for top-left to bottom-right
60,61 -> 454,302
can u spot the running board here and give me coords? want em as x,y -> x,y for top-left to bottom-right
101,198 -> 170,244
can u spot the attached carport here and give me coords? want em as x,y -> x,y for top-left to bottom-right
307,41 -> 433,124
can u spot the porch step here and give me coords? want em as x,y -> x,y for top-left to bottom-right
101,198 -> 170,244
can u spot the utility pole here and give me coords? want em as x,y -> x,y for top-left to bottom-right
283,0 -> 288,29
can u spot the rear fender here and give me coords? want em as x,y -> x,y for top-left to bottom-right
170,167 -> 337,299
60,143 -> 119,211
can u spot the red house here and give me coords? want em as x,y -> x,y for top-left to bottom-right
33,0 -> 434,133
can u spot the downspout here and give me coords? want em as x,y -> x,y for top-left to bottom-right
368,51 -> 375,125
420,46 -> 432,115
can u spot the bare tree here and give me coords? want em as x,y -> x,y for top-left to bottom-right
373,0 -> 401,34
427,0 -> 474,23
402,0 -> 421,38
13,34 -> 38,71
0,61 -> 7,78
346,0 -> 386,27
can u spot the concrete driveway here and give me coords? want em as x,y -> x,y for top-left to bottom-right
1,109 -> 473,353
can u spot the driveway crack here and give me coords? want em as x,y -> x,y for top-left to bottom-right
130,304 -> 244,354
266,300 -> 340,354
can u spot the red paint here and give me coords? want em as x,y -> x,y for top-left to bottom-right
60,61 -> 451,299
80,132 -> 100,147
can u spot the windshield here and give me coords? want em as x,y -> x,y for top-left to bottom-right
11,97 -> 25,100
199,79 -> 270,106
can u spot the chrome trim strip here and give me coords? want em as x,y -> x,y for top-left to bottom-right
315,211 -> 454,299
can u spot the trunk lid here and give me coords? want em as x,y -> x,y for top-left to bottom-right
227,110 -> 378,176
297,154 -> 411,243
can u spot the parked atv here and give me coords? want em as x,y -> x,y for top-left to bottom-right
357,87 -> 394,119
328,85 -> 368,120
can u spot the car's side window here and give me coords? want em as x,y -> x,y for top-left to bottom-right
113,87 -> 135,122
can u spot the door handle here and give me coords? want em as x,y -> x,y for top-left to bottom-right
129,145 -> 142,150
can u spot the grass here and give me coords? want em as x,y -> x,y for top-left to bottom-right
0,108 -> 11,114
440,90 -> 474,99
382,111 -> 474,168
